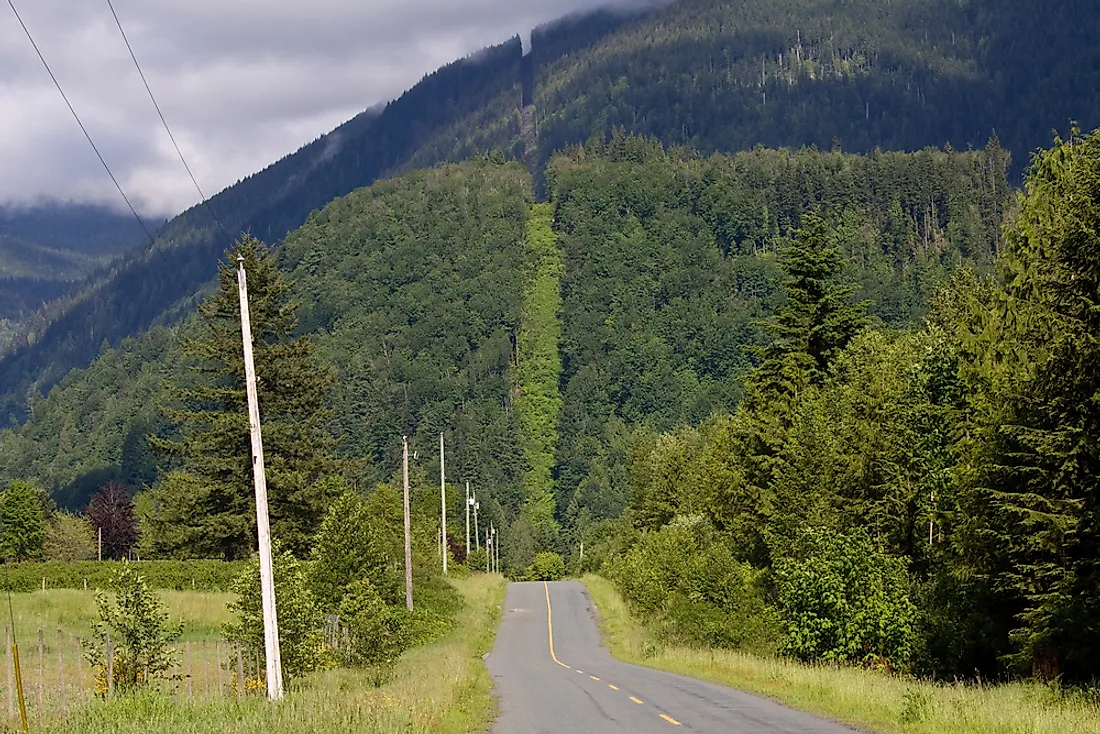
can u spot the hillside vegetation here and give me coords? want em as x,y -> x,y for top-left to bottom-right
2,0 -> 1096,426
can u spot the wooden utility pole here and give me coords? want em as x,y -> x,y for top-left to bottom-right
403,436 -> 414,611
473,496 -> 480,550
97,527 -> 102,562
440,432 -> 448,575
236,255 -> 284,702
465,481 -> 471,558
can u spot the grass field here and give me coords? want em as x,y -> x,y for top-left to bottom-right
582,574 -> 1100,734
2,574 -> 507,734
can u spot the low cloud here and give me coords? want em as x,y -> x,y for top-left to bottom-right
0,0 -> 670,217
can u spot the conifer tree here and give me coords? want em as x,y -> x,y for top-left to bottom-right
150,235 -> 342,559
963,128 -> 1100,679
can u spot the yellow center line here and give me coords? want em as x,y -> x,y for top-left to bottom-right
629,696 -> 644,705
576,670 -> 584,674
544,581 -> 571,668
589,675 -> 600,681
660,714 -> 682,726
608,684 -> 619,691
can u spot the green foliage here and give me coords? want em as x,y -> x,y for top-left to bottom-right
83,568 -> 184,692
149,235 -> 342,560
515,203 -> 565,539
0,560 -> 245,592
465,547 -> 489,573
44,511 -> 96,562
526,552 -> 566,581
774,529 -> 917,667
606,516 -> 781,652
949,127 -> 1100,680
0,479 -> 46,561
337,579 -> 406,671
225,544 -> 326,682
308,488 -> 400,611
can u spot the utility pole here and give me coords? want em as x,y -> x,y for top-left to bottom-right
465,481 -> 471,558
485,531 -> 492,573
473,497 -> 480,550
237,255 -> 283,702
403,436 -> 413,611
97,527 -> 102,562
491,525 -> 498,574
440,432 -> 448,575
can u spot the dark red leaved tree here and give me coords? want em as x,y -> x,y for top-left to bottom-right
87,483 -> 139,560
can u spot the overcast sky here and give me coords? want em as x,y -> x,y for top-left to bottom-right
1,0 -> 660,217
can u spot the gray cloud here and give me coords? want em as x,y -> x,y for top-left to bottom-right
0,0 -> 664,217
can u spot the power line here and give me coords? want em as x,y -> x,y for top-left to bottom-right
6,0 -> 158,249
105,0 -> 235,248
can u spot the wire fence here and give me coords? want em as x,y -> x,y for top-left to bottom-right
0,628 -> 270,727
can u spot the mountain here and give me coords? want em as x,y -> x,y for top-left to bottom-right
0,203 -> 150,351
0,138 -> 1010,516
2,0 -> 1097,426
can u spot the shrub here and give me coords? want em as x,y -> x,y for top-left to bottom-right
309,490 -> 400,611
0,560 -> 245,592
83,568 -> 183,693
338,579 -> 405,672
773,527 -> 917,667
527,552 -> 566,581
605,516 -> 781,652
466,547 -> 489,572
225,544 -> 326,681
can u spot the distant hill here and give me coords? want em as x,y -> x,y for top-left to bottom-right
2,0 -> 1098,425
0,204 -> 151,351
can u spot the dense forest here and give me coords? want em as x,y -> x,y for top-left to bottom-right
2,0 -> 1097,427
0,136 -> 1008,528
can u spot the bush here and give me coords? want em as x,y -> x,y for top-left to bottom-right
338,579 -> 405,671
225,544 -> 326,681
605,516 -> 781,652
773,527 -> 917,667
527,552 -> 566,581
309,490 -> 400,611
0,560 -> 245,592
466,547 -> 489,572
83,568 -> 183,693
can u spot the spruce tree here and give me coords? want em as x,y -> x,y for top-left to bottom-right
964,128 -> 1100,680
151,235 -> 341,559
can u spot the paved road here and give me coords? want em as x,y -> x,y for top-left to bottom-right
488,581 -> 862,733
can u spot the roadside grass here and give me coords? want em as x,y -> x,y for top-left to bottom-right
582,574 -> 1100,734
26,573 -> 506,734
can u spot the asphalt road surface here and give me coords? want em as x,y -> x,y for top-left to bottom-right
488,580 -> 863,733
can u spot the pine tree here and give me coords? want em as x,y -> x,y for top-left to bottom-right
87,483 -> 138,560
963,128 -> 1100,680
150,235 -> 342,560
0,480 -> 46,561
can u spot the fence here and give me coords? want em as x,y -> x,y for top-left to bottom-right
0,628 -> 269,727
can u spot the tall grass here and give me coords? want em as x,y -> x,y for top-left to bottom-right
582,574 -> 1100,734
25,574 -> 506,734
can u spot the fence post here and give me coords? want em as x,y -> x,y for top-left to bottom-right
36,630 -> 43,723
57,629 -> 67,717
215,640 -> 223,697
202,640 -> 209,698
75,638 -> 84,702
185,642 -> 192,699
235,646 -> 244,699
6,627 -> 12,720
106,633 -> 114,697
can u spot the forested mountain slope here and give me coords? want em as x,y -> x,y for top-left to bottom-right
0,204 -> 150,351
0,13 -> 629,426
0,139 -> 1009,522
3,0 -> 1096,428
